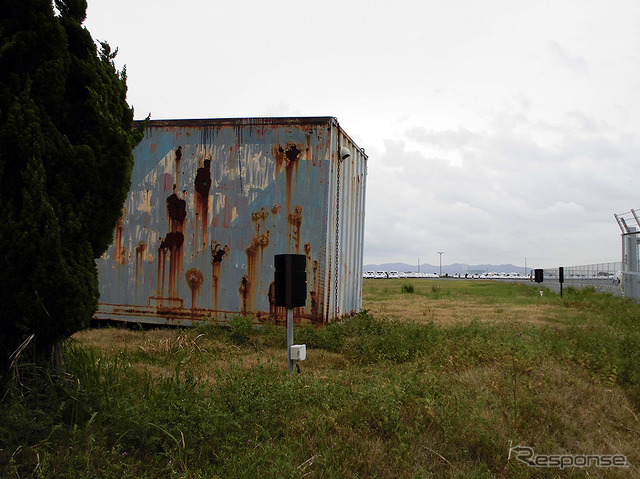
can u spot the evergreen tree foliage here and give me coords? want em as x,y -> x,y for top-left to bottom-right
0,0 -> 145,371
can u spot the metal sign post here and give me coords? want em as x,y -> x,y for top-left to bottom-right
274,254 -> 307,372
287,308 -> 294,370
534,268 -> 544,297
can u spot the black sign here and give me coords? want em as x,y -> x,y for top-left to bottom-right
534,269 -> 544,283
274,254 -> 307,308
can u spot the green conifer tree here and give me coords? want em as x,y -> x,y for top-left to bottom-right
0,0 -> 145,374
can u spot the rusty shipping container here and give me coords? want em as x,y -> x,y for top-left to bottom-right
95,117 -> 368,326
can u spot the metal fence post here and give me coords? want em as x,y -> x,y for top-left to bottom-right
625,227 -> 639,299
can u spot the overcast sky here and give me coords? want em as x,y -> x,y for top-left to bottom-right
84,0 -> 640,269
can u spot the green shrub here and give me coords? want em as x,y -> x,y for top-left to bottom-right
295,322 -> 348,352
342,312 -> 434,364
228,315 -> 254,345
401,283 -> 415,294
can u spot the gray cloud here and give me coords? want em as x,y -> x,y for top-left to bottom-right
364,107 -> 640,267
405,126 -> 477,149
548,41 -> 589,74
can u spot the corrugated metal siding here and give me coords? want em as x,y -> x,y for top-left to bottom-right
95,117 -> 367,326
321,125 -> 367,321
335,129 -> 367,319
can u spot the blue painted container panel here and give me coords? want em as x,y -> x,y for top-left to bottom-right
95,117 -> 367,325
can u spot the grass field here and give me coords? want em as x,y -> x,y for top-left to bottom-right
2,280 -> 640,478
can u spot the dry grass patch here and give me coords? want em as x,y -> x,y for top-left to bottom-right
73,326 -> 153,353
361,278 -> 597,329
364,294 -> 569,327
73,327 -> 350,382
75,326 -> 228,355
418,357 -> 640,476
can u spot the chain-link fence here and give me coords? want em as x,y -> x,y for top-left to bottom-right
614,209 -> 640,300
531,209 -> 640,300
542,262 -> 623,296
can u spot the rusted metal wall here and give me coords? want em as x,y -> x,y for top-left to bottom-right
95,117 -> 367,326
324,129 -> 368,320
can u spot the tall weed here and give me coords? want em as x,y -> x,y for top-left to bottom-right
227,315 -> 255,345
341,312 -> 435,364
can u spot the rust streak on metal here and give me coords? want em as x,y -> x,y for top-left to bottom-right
161,232 -> 184,298
303,243 -> 320,323
239,275 -> 248,314
268,281 -> 286,322
272,144 -> 285,175
271,202 -> 281,230
157,242 -> 167,296
251,206 -> 269,225
185,268 -> 203,309
174,146 -> 182,185
162,184 -> 187,299
288,205 -> 303,253
211,241 -> 229,310
113,207 -> 127,265
135,241 -> 147,283
312,259 -> 319,295
245,235 -> 268,311
167,185 -> 187,228
99,301 -> 322,325
310,291 -> 319,320
284,142 -> 301,217
272,142 -> 303,220
245,207 -> 270,313
194,158 -> 211,250
228,146 -> 235,169
311,259 -> 321,323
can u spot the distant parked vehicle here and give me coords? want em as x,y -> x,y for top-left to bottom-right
422,273 -> 439,278
388,271 -> 399,279
375,271 -> 387,279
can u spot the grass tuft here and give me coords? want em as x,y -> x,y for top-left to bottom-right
401,283 -> 415,294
